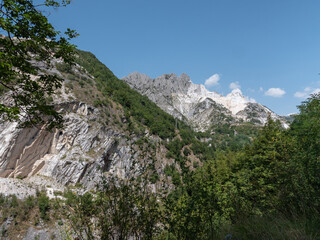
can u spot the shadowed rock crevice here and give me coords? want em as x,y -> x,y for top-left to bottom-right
102,140 -> 119,172
77,162 -> 90,183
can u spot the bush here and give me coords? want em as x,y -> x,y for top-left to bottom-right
149,171 -> 160,184
38,193 -> 50,220
56,62 -> 73,74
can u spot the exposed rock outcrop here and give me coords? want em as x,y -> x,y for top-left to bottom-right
0,100 -> 143,197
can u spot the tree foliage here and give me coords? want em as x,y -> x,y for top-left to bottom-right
64,177 -> 161,240
0,0 -> 77,129
289,93 -> 320,211
162,112 -> 320,239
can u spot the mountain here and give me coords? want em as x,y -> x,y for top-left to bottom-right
122,72 -> 288,131
0,49 -> 288,199
0,50 -> 182,199
0,50 -> 263,201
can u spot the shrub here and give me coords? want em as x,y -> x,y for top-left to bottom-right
38,193 -> 50,220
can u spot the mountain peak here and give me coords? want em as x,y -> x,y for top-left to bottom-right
156,73 -> 192,85
180,73 -> 191,82
227,88 -> 244,97
126,72 -> 152,81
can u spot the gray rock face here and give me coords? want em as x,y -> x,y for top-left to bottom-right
125,72 -> 191,97
0,216 -> 14,238
123,72 -> 288,130
23,224 -> 67,240
0,62 -> 177,201
237,102 -> 279,125
0,100 -> 140,197
124,72 -> 193,120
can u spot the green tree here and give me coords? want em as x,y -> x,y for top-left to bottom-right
96,177 -> 161,240
233,117 -> 295,216
0,0 -> 77,129
64,191 -> 96,240
289,93 -> 320,211
164,152 -> 238,240
65,177 -> 161,240
38,192 -> 50,220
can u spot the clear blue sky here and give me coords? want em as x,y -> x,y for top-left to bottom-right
48,0 -> 320,115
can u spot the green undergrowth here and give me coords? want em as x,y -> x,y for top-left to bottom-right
216,213 -> 320,240
0,191 -> 63,239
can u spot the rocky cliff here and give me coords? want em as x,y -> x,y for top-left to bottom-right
0,57 -> 176,199
0,101 -> 129,196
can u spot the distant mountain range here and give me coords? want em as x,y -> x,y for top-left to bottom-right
122,72 -> 288,131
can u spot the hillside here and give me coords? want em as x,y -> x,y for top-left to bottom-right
0,50 -> 176,194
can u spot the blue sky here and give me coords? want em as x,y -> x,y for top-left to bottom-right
48,0 -> 320,115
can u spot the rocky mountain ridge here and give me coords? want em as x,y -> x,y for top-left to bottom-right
123,72 -> 288,131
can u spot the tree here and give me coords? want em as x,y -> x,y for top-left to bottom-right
231,117 -> 297,216
0,0 -> 78,129
289,93 -> 320,211
64,177 -> 161,240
